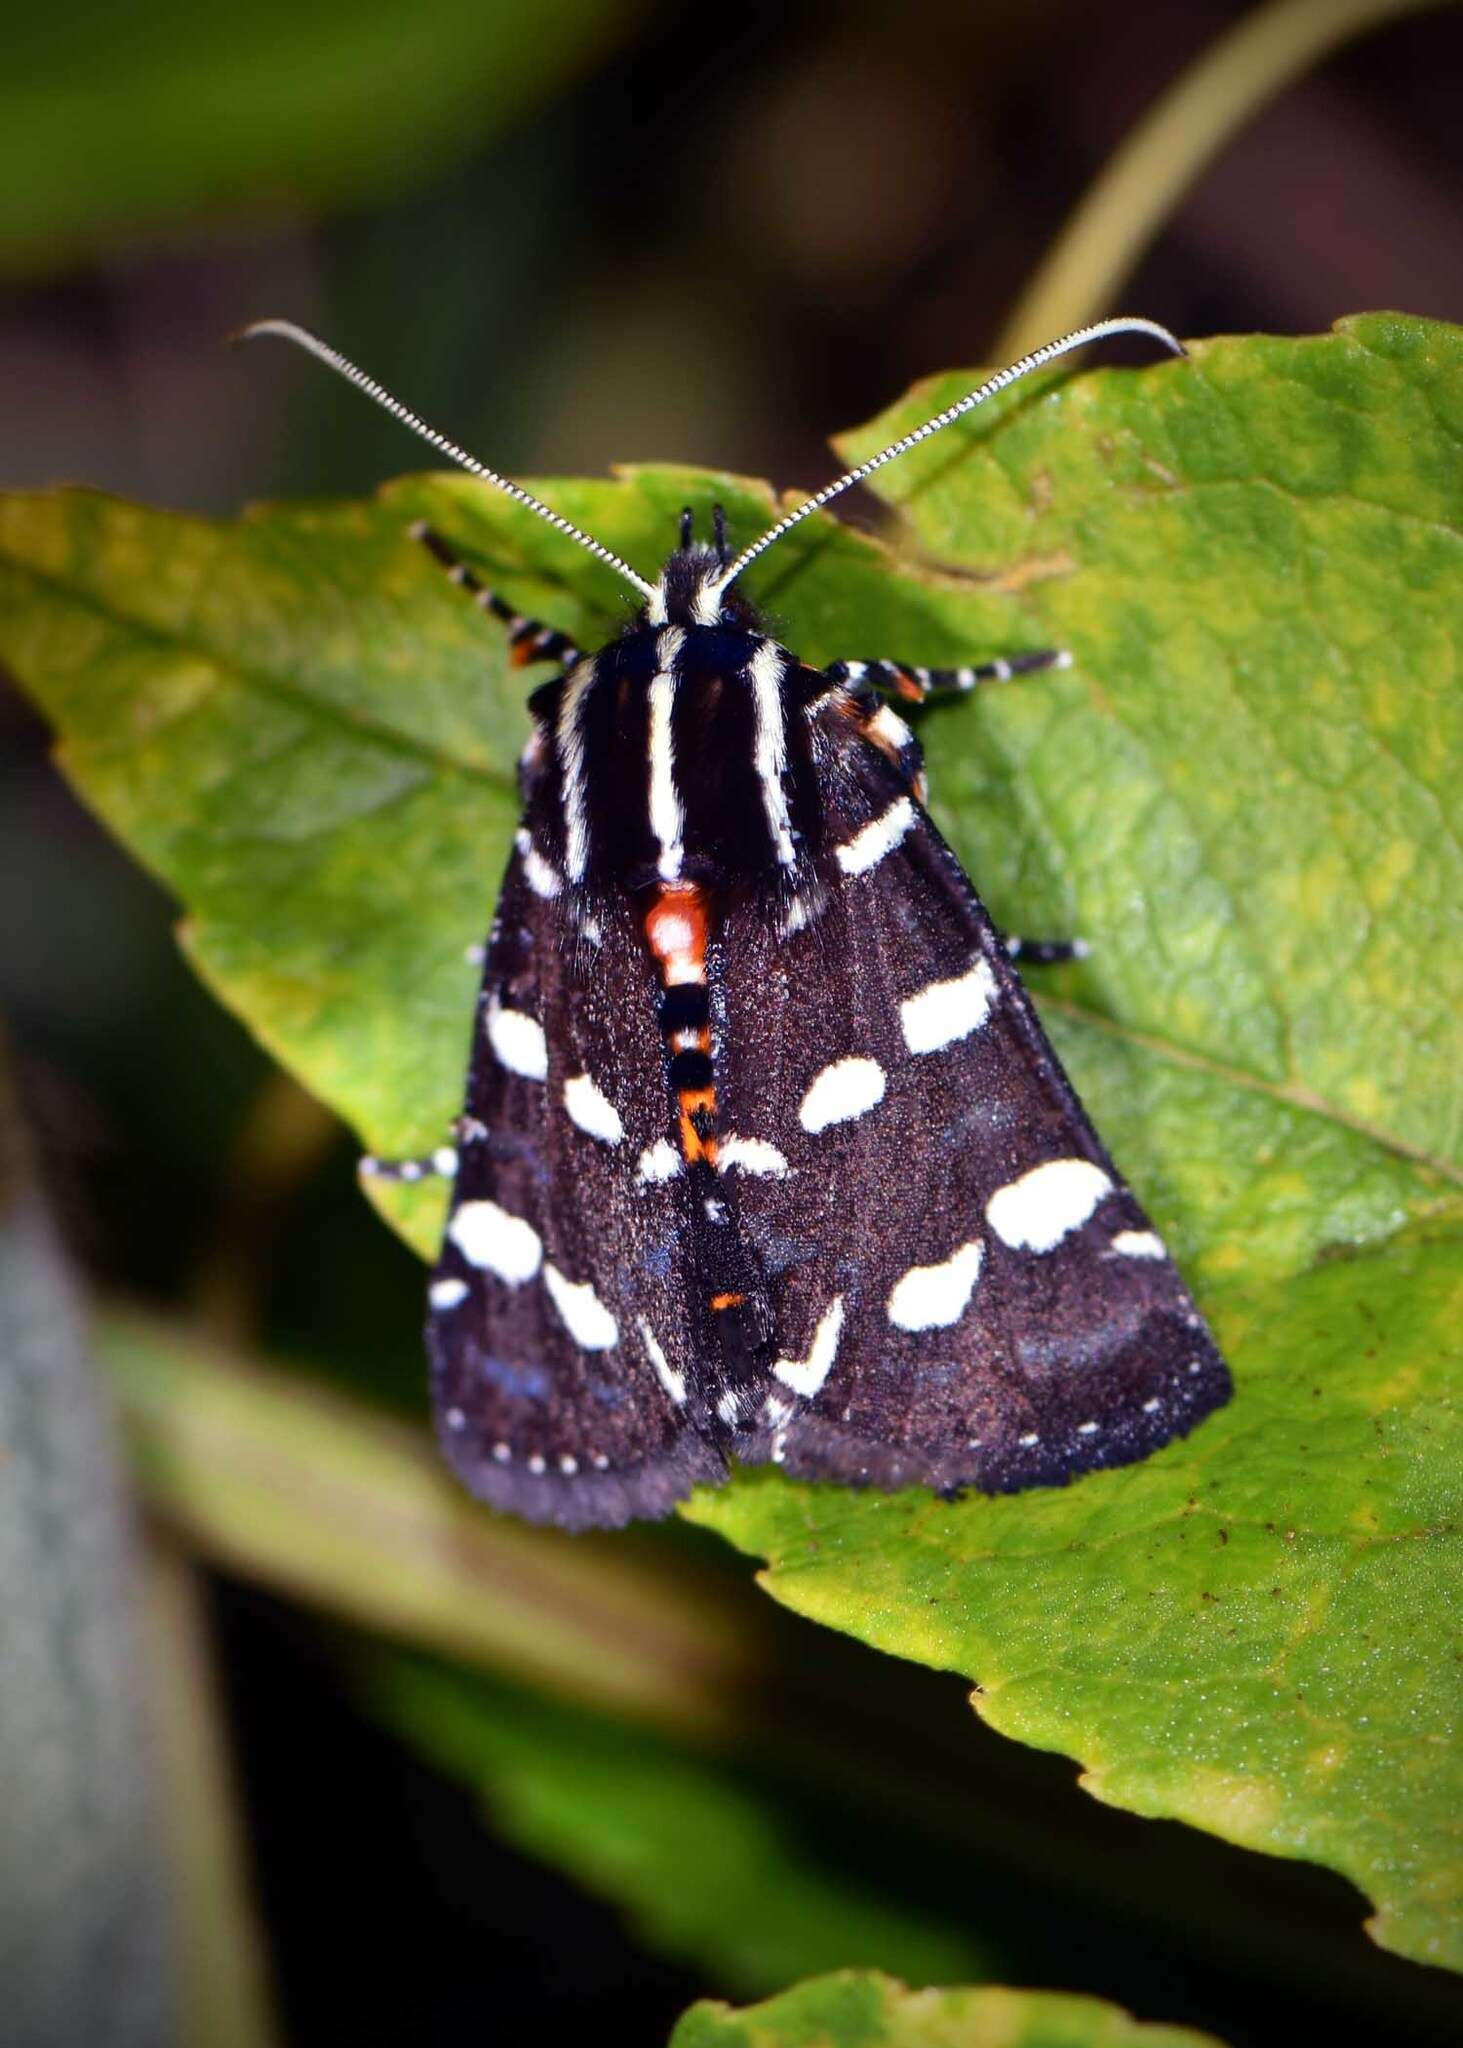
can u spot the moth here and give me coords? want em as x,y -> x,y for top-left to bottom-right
247,315 -> 1232,1529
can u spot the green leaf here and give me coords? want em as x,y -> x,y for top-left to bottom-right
365,1656 -> 998,1994
2,316 -> 1459,1968
668,1972 -> 1228,2048
686,315 -> 1463,1976
0,0 -> 635,279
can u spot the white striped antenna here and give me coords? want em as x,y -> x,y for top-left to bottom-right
236,319 -> 657,603
711,316 -> 1185,600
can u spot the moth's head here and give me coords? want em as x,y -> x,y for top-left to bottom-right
644,506 -> 754,630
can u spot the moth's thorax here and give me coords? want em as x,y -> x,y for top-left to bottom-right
531,617 -> 826,892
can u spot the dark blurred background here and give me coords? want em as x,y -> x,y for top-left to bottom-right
2,2 -> 1460,2044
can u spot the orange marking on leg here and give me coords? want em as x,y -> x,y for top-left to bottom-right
709,1292 -> 745,1312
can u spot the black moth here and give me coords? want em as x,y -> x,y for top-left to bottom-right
249,314 -> 1232,1530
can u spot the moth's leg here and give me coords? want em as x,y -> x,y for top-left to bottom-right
409,520 -> 581,668
828,649 -> 1070,704
359,1140 -> 460,1186
1003,934 -> 1088,965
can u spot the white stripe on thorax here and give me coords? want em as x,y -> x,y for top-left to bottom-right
555,654 -> 599,882
747,639 -> 797,868
647,627 -> 686,882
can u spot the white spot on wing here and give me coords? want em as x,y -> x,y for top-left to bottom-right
986,1158 -> 1113,1253
836,796 -> 916,876
717,1135 -> 789,1177
774,1295 -> 845,1398
448,1200 -> 542,1284
637,1139 -> 682,1183
638,1318 -> 685,1404
429,1277 -> 469,1312
1111,1228 -> 1166,1260
515,828 -> 562,899
748,639 -> 797,867
647,629 -> 686,881
900,957 -> 998,1054
886,1239 -> 984,1331
543,1263 -> 619,1350
487,1000 -> 548,1080
868,704 -> 913,753
564,1072 -> 624,1145
799,1056 -> 885,1133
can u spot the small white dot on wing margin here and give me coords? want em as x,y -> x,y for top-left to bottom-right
900,956 -> 998,1055
1077,1420 -> 1099,1436
492,1441 -> 510,1463
1110,1228 -> 1165,1259
528,1453 -> 547,1475
986,1158 -> 1112,1253
432,1145 -> 458,1177
1142,1396 -> 1162,1413
444,1405 -> 466,1430
429,1277 -> 469,1312
798,1055 -> 885,1133
1018,1431 -> 1040,1447
559,1454 -> 579,1475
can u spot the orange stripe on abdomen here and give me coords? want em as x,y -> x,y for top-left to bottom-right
644,881 -> 720,1166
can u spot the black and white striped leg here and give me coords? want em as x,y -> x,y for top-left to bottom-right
1003,934 -> 1089,965
830,647 -> 1071,705
360,1140 -> 459,1186
409,521 -> 581,668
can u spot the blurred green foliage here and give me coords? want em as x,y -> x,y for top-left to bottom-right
0,0 -> 636,280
